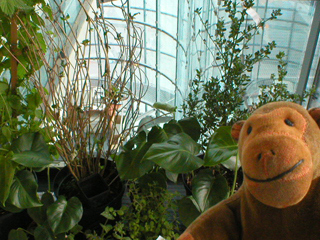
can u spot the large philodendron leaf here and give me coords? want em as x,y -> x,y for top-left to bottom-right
138,172 -> 167,190
28,192 -> 55,225
6,170 -> 42,209
192,169 -> 229,212
116,126 -> 168,180
47,196 -> 83,234
178,196 -> 201,227
163,117 -> 201,142
0,155 -> 16,204
204,126 -> 238,166
11,132 -> 52,168
178,117 -> 201,142
145,133 -> 203,173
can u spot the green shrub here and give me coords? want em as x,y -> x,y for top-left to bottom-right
86,182 -> 181,240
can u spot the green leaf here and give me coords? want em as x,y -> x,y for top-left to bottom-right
0,0 -> 30,15
70,224 -> 83,235
163,120 -> 183,137
166,170 -> 179,183
17,62 -> 27,78
28,192 -> 55,225
34,225 -> 55,240
100,224 -> 113,234
204,126 -> 238,166
42,4 -> 53,20
116,127 -> 167,180
8,229 -> 28,240
2,125 -> 12,141
31,13 -> 45,26
153,102 -> 177,113
0,201 -> 23,213
36,32 -> 47,52
11,132 -> 52,168
47,196 -> 83,234
8,95 -> 22,111
26,91 -> 42,110
138,172 -> 167,190
7,170 -> 42,209
0,81 -> 9,93
192,169 -> 229,212
145,133 -> 203,173
101,208 -> 115,220
178,117 -> 201,142
178,196 -> 201,227
0,155 -> 16,204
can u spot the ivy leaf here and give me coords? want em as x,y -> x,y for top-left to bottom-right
47,196 -> 83,234
34,225 -> 55,240
26,91 -> 42,111
192,169 -> 229,212
11,132 -> 52,168
178,196 -> 201,227
28,192 -> 55,225
0,0 -> 31,15
0,155 -> 16,205
8,229 -> 28,240
7,170 -> 42,209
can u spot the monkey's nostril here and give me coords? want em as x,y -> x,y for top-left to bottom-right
258,153 -> 262,161
271,150 -> 275,155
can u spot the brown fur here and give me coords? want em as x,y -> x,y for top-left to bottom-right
178,102 -> 320,240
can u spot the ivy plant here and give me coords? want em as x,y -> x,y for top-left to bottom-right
0,0 -> 54,210
8,192 -> 83,240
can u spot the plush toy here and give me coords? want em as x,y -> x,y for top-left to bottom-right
178,101 -> 320,240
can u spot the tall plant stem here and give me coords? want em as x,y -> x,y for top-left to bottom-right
229,153 -> 239,197
10,13 -> 18,94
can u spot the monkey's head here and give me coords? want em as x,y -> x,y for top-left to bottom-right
232,102 -> 320,208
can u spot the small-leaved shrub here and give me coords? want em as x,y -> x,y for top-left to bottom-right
86,182 -> 181,240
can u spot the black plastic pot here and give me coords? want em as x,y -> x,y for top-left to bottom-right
181,173 -> 192,196
53,163 -> 125,231
76,173 -> 110,208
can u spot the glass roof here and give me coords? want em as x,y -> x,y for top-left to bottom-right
97,0 -> 320,115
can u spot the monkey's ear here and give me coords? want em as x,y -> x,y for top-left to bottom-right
308,108 -> 320,128
231,120 -> 245,142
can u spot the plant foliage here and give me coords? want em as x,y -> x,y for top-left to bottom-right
86,182 -> 180,240
0,0 -> 54,210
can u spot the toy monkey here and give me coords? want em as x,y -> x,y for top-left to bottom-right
178,101 -> 320,240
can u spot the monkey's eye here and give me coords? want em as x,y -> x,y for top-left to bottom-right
285,119 -> 294,127
247,126 -> 252,134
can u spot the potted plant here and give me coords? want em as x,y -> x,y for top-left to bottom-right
86,181 -> 181,240
19,0 -> 147,229
0,0 -> 56,237
178,0 -> 316,227
115,116 -> 204,182
8,192 -> 83,240
116,107 -> 239,226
